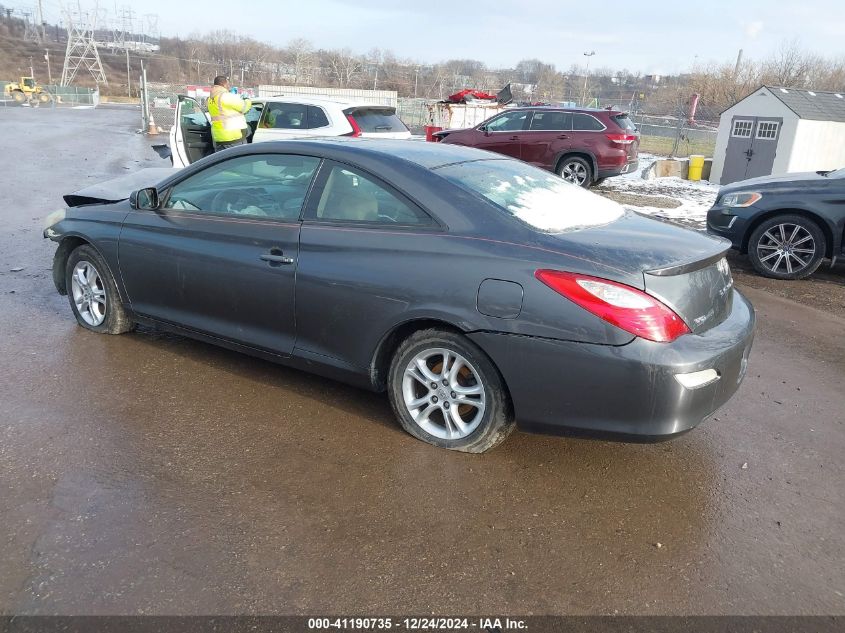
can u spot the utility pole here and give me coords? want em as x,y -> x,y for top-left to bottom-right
733,49 -> 744,79
44,49 -> 52,84
126,48 -> 131,97
414,66 -> 420,98
582,51 -> 595,106
30,56 -> 34,78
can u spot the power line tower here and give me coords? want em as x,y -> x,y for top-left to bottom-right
22,9 -> 42,44
60,2 -> 108,86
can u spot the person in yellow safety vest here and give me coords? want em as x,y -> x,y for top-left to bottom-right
207,75 -> 252,151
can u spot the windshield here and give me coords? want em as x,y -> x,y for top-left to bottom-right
436,159 -> 624,233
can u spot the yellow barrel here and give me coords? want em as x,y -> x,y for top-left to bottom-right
688,155 -> 705,181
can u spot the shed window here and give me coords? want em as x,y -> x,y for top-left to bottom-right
756,121 -> 779,139
732,120 -> 753,137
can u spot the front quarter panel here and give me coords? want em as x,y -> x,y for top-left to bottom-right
48,203 -> 131,299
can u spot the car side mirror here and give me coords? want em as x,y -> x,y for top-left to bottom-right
478,125 -> 488,135
131,187 -> 159,210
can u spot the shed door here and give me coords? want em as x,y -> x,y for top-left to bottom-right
722,117 -> 782,184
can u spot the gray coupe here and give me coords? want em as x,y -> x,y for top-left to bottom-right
44,139 -> 755,452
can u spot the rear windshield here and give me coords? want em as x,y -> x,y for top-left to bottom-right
436,159 -> 624,233
612,114 -> 638,132
344,107 -> 409,133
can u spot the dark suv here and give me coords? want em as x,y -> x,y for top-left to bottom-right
433,107 -> 639,187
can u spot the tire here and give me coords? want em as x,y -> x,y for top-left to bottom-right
65,245 -> 135,334
747,214 -> 826,280
11,90 -> 26,104
38,92 -> 51,103
387,329 -> 515,453
592,177 -> 607,187
557,156 -> 592,187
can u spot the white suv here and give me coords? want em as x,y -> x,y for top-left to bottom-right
170,95 -> 411,168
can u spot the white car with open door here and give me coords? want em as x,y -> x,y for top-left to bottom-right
169,95 -> 412,168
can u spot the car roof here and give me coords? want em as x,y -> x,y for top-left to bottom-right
253,96 -> 393,109
511,105 -> 623,115
235,138 -> 509,170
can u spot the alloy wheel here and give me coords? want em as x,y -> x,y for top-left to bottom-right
756,223 -> 816,275
560,161 -> 588,185
401,348 -> 486,440
70,260 -> 107,327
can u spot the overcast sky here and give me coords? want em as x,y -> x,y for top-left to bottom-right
36,0 -> 845,73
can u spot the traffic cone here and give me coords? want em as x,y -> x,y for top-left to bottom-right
147,112 -> 158,135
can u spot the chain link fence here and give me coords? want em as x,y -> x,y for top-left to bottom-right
632,114 -> 717,157
143,82 -> 186,132
0,82 -> 99,108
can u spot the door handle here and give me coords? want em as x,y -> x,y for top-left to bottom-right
509,135 -> 519,140
557,134 -> 569,139
260,248 -> 294,266
744,148 -> 754,158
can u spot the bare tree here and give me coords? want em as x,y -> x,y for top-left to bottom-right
325,48 -> 363,87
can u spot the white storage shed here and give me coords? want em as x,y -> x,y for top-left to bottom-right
710,86 -> 845,185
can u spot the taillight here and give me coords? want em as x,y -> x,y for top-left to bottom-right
535,270 -> 690,343
344,114 -> 362,137
606,133 -> 638,145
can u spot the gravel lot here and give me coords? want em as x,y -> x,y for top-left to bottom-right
1,107 -> 843,616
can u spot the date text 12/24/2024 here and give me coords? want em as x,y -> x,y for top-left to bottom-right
307,618 -> 528,631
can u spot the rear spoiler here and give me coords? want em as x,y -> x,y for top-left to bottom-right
645,246 -> 731,277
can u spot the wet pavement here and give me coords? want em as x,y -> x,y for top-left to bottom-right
1,107 -> 843,615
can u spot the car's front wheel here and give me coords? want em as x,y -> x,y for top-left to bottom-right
65,244 -> 135,334
388,329 -> 515,453
748,214 -> 826,280
557,156 -> 592,187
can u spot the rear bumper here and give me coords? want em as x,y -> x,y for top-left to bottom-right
469,289 -> 755,439
598,158 -> 638,180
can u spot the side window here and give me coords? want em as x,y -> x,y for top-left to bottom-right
756,121 -> 779,139
180,98 -> 208,128
163,154 -> 320,220
572,113 -> 605,131
732,119 -> 753,137
306,105 -> 330,129
529,111 -> 572,131
313,164 -> 434,226
261,102 -> 308,129
484,111 -> 530,132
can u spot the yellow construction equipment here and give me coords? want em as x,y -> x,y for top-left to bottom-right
4,77 -> 52,105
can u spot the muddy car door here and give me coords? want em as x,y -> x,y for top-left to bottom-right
169,95 -> 213,168
118,153 -> 321,355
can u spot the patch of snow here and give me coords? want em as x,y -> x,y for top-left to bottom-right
597,154 -> 719,230
507,183 -> 624,233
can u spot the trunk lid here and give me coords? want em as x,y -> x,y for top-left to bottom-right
546,212 -> 733,333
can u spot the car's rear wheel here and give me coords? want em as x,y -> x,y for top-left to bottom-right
388,329 -> 514,453
557,156 -> 592,187
65,245 -> 135,334
748,214 -> 826,280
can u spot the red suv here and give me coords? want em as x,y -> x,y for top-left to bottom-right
433,107 -> 639,187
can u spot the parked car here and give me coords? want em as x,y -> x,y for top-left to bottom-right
45,139 -> 753,453
432,106 -> 639,187
169,95 -> 411,168
707,167 -> 845,279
